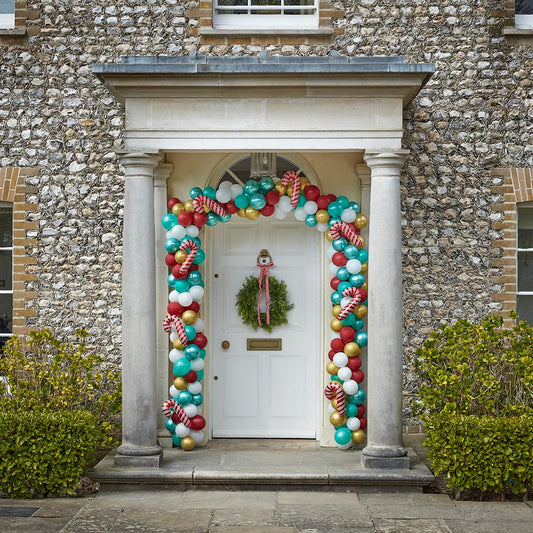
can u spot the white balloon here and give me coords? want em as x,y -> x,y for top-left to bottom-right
189,430 -> 204,442
341,297 -> 352,309
169,332 -> 178,343
341,208 -> 357,223
216,188 -> 232,203
169,349 -> 183,363
169,385 -> 179,398
190,358 -> 205,371
342,379 -> 359,396
317,223 -> 329,233
193,318 -> 205,332
304,201 -> 318,215
175,422 -> 190,437
346,417 -> 361,431
183,404 -> 198,418
333,352 -> 349,368
278,196 -> 292,213
189,285 -> 205,302
274,207 -> 288,220
326,246 -> 336,259
346,259 -> 362,274
169,290 -> 180,302
219,180 -> 232,190
329,263 -> 338,275
337,366 -> 352,381
187,381 -> 202,395
170,225 -> 186,240
330,331 -> 341,340
230,184 -> 243,199
293,207 -> 307,221
337,441 -> 352,450
327,404 -> 336,415
185,225 -> 199,238
178,291 -> 193,307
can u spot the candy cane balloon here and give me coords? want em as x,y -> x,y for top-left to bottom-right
175,239 -> 198,279
330,221 -> 363,249
192,195 -> 227,217
324,382 -> 346,416
163,314 -> 189,346
337,287 -> 364,321
281,171 -> 301,209
161,399 -> 191,427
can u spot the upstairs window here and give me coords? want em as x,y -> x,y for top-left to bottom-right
0,0 -> 15,29
517,203 -> 533,325
0,203 -> 12,350
516,0 -> 533,29
214,0 -> 319,30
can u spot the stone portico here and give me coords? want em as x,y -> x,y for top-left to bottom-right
92,55 -> 434,474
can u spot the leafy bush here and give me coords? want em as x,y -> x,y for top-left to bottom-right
425,414 -> 533,496
0,410 -> 100,498
0,329 -> 121,447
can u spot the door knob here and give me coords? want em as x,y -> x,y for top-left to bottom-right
221,340 -> 230,349
214,376 -> 219,381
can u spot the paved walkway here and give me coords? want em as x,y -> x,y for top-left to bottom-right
1,490 -> 532,532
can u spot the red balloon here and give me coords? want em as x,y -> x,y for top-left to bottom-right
358,288 -> 367,303
330,277 -> 341,291
167,197 -> 180,210
168,302 -> 185,316
172,265 -> 183,278
328,349 -> 335,361
316,195 -> 331,210
178,211 -> 193,226
359,417 -> 367,430
190,415 -> 206,431
190,264 -> 199,272
165,253 -> 177,268
195,333 -> 208,349
332,252 -> 348,267
225,200 -> 239,214
330,338 -> 345,352
193,212 -> 207,228
265,190 -> 280,206
357,405 -> 366,417
184,370 -> 198,383
303,185 -> 320,202
260,204 -> 275,217
347,356 -> 362,370
352,369 -> 365,383
340,326 -> 355,343
187,302 -> 200,313
328,194 -> 337,203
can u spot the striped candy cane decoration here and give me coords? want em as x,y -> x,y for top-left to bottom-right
324,382 -> 346,416
161,399 -> 191,427
337,287 -> 364,321
330,221 -> 364,249
175,239 -> 198,279
163,314 -> 189,346
192,195 -> 227,217
281,170 -> 301,209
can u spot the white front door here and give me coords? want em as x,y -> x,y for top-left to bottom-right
210,216 -> 320,438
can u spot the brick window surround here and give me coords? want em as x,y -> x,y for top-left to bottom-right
189,0 -> 342,45
491,168 -> 533,326
0,167 -> 38,336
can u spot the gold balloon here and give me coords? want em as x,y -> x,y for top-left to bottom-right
174,377 -> 187,390
326,230 -> 334,243
354,214 -> 368,229
361,263 -> 368,275
331,304 -> 342,318
274,182 -> 287,195
300,176 -> 310,187
358,236 -> 366,248
175,250 -> 187,264
171,203 -> 184,215
245,206 -> 259,220
326,361 -> 339,375
344,341 -> 361,357
352,429 -> 366,443
203,205 -> 211,214
361,281 -> 368,291
173,339 -> 185,350
237,208 -> 246,218
331,398 -> 338,409
184,199 -> 195,213
315,209 -> 330,224
182,310 -> 197,325
330,411 -> 347,427
330,318 -> 343,332
355,304 -> 368,319
180,436 -> 196,451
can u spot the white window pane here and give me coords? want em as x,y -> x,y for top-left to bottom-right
0,0 -> 14,29
517,295 -> 533,326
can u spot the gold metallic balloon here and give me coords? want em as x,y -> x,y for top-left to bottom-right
315,209 -> 330,224
245,206 -> 259,220
180,436 -> 196,451
174,377 -> 187,390
173,339 -> 185,350
355,304 -> 368,319
344,341 -> 361,357
326,361 -> 339,375
237,208 -> 246,218
331,304 -> 342,318
171,203 -> 185,215
330,411 -> 347,427
275,182 -> 287,195
358,236 -> 366,248
182,310 -> 197,325
331,398 -> 338,409
203,205 -> 210,214
326,230 -> 334,243
299,177 -> 310,189
330,318 -> 343,332
361,281 -> 368,291
352,429 -> 366,443
354,214 -> 368,229
184,199 -> 195,213
175,250 -> 187,264
361,263 -> 368,275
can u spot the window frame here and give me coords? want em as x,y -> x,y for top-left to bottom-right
516,202 -> 533,324
0,201 -> 13,345
516,0 -> 533,29
0,0 -> 15,30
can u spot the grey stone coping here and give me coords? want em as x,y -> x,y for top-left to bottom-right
199,27 -> 333,37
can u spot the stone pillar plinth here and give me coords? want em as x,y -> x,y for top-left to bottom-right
115,151 -> 162,468
362,150 -> 410,469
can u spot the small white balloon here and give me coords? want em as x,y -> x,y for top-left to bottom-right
170,225 -> 186,240
329,263 -> 338,276
187,381 -> 202,395
337,441 -> 353,450
169,290 -> 180,302
346,417 -> 361,431
293,207 -> 307,221
169,332 -> 178,343
175,422 -> 190,437
337,366 -> 352,381
189,430 -> 204,442
326,245 -> 336,259
216,188 -> 232,204
274,207 -> 288,220
346,259 -> 362,274
219,180 -> 232,190
189,285 -> 205,302
317,223 -> 329,233
190,358 -> 205,371
341,208 -> 357,223
341,297 -> 352,309
178,291 -> 193,307
169,349 -> 183,363
193,318 -> 205,332
183,404 -> 198,418
169,385 -> 179,398
327,403 -> 336,415
230,184 -> 243,199
304,200 -> 318,215
185,225 -> 199,238
333,352 -> 349,368
278,196 -> 292,213
342,379 -> 359,396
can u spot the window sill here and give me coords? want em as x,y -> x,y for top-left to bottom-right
200,27 -> 332,38
0,27 -> 27,39
502,26 -> 533,44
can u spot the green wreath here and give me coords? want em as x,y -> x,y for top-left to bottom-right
236,275 -> 294,333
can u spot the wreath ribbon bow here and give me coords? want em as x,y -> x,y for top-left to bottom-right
257,260 -> 274,326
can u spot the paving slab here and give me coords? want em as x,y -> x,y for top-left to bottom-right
374,518 -> 452,532
366,503 -> 462,520
180,490 -> 277,510
91,490 -> 183,509
0,517 -> 67,532
454,501 -> 533,521
276,491 -> 360,506
209,527 -> 297,533
61,506 -> 124,532
211,508 -> 275,527
275,503 -> 373,529
109,508 -> 213,533
445,519 -> 533,533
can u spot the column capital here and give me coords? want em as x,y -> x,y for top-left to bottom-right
118,151 -> 162,178
364,150 -> 410,176
355,163 -> 371,186
154,162 -> 174,187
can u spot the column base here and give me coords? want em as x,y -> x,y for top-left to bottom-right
362,445 -> 410,469
114,443 -> 162,468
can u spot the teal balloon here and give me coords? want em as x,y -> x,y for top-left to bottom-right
188,271 -> 203,285
199,349 -> 207,359
297,195 -> 306,208
337,281 -> 351,293
250,193 -> 267,210
177,390 -> 193,406
259,177 -> 275,192
173,358 -> 191,377
203,186 -> 217,200
161,213 -> 177,230
243,180 -> 259,196
184,325 -> 196,341
341,314 -> 356,327
334,427 -> 352,446
172,434 -> 183,447
331,291 -> 342,305
167,274 -> 177,287
234,194 -> 250,209
353,389 -> 366,405
220,213 -> 232,223
206,212 -> 219,226
305,214 -> 317,227
337,267 -> 350,281
327,202 -> 342,217
184,344 -> 200,360
190,187 -> 202,199
345,404 -> 358,418
165,238 -> 180,253
358,249 -> 369,263
174,279 -> 190,292
332,238 -> 347,251
349,201 -> 360,213
328,217 -> 340,228
192,393 -> 204,406
349,274 -> 365,287
344,244 -> 359,259
337,196 -> 350,209
196,370 -> 204,381
353,318 -> 365,330
165,418 -> 177,433
193,249 -> 206,265
355,331 -> 368,347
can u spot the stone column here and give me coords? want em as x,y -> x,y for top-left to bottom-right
115,151 -> 162,468
355,164 -> 371,245
153,162 -> 174,447
362,150 -> 410,469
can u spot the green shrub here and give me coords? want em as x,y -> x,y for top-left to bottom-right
425,414 -> 533,496
0,410 -> 100,498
